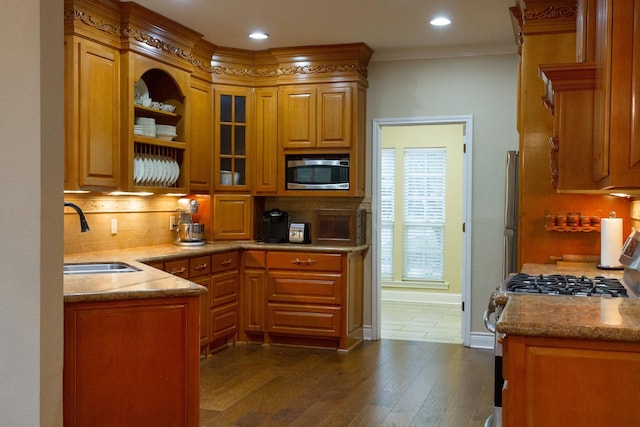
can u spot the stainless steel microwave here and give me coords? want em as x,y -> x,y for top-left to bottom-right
286,158 -> 349,190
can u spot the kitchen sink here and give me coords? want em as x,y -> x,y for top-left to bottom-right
63,262 -> 141,274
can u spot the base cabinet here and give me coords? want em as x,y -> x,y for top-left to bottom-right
63,297 -> 200,427
502,335 -> 640,426
243,250 -> 364,351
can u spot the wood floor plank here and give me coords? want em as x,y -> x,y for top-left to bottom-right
199,340 -> 494,426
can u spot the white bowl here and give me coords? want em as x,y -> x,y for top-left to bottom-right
161,104 -> 176,113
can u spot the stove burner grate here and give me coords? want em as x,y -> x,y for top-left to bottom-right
505,274 -> 628,298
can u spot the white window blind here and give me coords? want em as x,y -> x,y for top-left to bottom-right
380,149 -> 395,280
402,148 -> 446,281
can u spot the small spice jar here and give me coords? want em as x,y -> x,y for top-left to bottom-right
556,215 -> 567,226
567,212 -> 580,226
591,216 -> 601,226
545,215 -> 557,226
580,216 -> 592,227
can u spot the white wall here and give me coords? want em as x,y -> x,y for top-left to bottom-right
0,0 -> 64,424
366,53 -> 519,334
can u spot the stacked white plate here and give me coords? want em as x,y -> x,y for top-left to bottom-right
133,153 -> 180,187
135,117 -> 156,137
133,124 -> 144,136
156,124 -> 177,141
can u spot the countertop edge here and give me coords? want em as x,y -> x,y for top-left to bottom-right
64,242 -> 369,303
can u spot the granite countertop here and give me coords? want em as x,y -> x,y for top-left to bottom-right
496,294 -> 640,343
496,263 -> 640,343
64,241 -> 369,303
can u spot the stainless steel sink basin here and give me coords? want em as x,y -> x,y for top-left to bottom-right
63,262 -> 141,274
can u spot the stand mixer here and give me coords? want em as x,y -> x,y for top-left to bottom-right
174,198 -> 205,246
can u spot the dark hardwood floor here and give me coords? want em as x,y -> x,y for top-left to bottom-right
200,340 -> 494,426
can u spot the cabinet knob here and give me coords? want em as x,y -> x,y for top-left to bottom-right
219,259 -> 232,266
194,263 -> 208,271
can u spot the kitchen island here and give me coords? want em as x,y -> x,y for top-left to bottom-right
496,266 -> 640,426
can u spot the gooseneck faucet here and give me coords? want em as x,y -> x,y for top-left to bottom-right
64,202 -> 91,232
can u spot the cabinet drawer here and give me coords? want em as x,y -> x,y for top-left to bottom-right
211,270 -> 238,307
164,259 -> 189,278
211,303 -> 237,340
267,303 -> 341,337
211,251 -> 239,273
266,251 -> 343,272
189,255 -> 211,277
267,271 -> 342,304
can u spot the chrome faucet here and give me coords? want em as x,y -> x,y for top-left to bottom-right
64,202 -> 90,232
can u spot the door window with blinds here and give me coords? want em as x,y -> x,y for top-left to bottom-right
380,123 -> 464,291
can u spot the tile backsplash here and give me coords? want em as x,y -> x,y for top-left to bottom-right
64,194 -> 371,255
64,195 -> 181,255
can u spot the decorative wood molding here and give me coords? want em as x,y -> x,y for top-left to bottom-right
65,6 -> 370,79
515,0 -> 578,35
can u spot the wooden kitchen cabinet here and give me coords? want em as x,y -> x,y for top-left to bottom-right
279,83 -> 353,149
64,296 -> 200,426
212,194 -> 253,240
591,0 -> 640,189
188,78 -> 213,193
213,85 -> 252,191
502,334 -> 640,426
241,250 -> 267,342
264,250 -> 364,351
542,0 -> 640,191
253,87 -> 279,194
64,35 -> 121,191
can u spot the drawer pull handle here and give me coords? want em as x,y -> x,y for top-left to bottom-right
194,263 -> 208,271
290,258 -> 317,266
170,267 -> 186,275
219,259 -> 233,266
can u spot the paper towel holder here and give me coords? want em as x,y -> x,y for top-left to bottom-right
597,212 -> 624,270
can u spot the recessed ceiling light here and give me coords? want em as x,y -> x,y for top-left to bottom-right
249,32 -> 269,40
430,17 -> 451,26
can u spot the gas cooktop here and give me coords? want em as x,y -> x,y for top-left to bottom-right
504,273 -> 628,298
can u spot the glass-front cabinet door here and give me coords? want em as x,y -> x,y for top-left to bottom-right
214,85 -> 252,191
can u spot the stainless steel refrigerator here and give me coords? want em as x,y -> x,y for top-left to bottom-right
503,150 -> 519,280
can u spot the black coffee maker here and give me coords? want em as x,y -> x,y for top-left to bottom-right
262,209 -> 290,243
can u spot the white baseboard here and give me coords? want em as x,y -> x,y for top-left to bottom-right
381,289 -> 461,305
469,331 -> 495,350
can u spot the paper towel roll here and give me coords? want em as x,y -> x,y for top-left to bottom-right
600,218 -> 623,267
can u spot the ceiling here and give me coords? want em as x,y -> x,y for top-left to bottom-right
132,0 -> 518,61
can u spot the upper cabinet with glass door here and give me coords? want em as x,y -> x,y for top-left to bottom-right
214,85 -> 252,191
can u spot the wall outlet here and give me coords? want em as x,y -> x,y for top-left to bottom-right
169,215 -> 177,230
111,218 -> 118,235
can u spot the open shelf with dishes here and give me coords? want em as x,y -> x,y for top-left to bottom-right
128,63 -> 189,193
133,142 -> 185,190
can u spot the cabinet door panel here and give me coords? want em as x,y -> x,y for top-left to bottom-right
317,86 -> 352,148
280,87 -> 316,148
189,80 -> 212,191
267,303 -> 341,337
254,87 -> 278,194
213,194 -> 253,240
64,299 -> 198,426
244,270 -> 266,332
77,39 -> 120,189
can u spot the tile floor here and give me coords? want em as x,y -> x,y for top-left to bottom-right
381,300 -> 463,344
